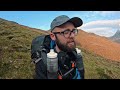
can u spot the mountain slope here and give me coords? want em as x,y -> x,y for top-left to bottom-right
75,30 -> 120,62
109,30 -> 120,43
81,48 -> 120,79
0,18 -> 48,79
0,18 -> 120,79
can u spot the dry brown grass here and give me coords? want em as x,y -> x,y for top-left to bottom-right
75,30 -> 120,62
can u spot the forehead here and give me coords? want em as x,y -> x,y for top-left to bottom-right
53,22 -> 75,32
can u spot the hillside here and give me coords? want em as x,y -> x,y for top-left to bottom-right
80,47 -> 120,79
0,18 -> 120,79
0,18 -> 48,79
75,30 -> 120,62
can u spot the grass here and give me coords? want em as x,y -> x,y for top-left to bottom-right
79,47 -> 120,79
0,19 -> 45,79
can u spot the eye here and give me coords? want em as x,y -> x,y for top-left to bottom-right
63,30 -> 70,34
73,29 -> 78,34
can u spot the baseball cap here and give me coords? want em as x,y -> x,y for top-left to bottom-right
50,15 -> 83,31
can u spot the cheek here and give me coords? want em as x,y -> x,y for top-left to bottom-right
61,39 -> 67,45
57,35 -> 67,44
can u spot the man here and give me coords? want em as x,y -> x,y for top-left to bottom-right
33,15 -> 84,79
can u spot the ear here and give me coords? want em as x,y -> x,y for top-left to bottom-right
50,32 -> 56,40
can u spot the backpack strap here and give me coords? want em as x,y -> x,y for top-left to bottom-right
73,50 -> 84,79
72,68 -> 81,79
58,60 -> 77,79
57,50 -> 84,79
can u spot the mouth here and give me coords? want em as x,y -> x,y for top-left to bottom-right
69,41 -> 74,44
68,40 -> 74,43
68,41 -> 75,46
67,39 -> 75,47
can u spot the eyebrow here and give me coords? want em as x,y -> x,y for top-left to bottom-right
52,28 -> 65,33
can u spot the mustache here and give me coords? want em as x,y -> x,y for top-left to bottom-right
67,39 -> 75,43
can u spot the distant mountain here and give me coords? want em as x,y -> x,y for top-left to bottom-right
109,30 -> 120,43
76,30 -> 120,62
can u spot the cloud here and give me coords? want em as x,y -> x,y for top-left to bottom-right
99,11 -> 120,16
83,27 -> 115,37
78,19 -> 120,37
91,11 -> 120,17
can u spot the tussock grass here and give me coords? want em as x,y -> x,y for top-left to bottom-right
79,47 -> 120,79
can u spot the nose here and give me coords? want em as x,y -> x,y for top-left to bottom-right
69,32 -> 75,38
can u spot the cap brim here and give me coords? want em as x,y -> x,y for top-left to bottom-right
68,17 -> 83,27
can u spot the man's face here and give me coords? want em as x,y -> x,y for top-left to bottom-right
53,22 -> 77,52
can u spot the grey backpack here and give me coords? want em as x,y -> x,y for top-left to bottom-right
31,35 -> 54,64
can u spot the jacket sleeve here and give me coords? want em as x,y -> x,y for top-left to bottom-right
34,60 -> 47,79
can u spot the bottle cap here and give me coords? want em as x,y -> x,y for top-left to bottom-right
76,48 -> 81,54
47,49 -> 57,58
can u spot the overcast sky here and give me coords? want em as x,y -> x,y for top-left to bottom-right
0,11 -> 120,37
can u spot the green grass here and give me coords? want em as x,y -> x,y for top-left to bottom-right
0,19 -> 45,79
0,18 -> 120,79
79,47 -> 120,79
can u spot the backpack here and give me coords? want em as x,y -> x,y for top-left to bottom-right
31,35 -> 52,64
31,35 -> 84,79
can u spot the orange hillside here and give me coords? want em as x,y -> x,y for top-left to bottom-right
75,30 -> 120,62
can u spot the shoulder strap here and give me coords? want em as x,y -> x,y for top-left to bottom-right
73,50 -> 85,79
72,50 -> 84,70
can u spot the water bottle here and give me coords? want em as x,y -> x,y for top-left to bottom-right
76,48 -> 82,56
47,49 -> 58,79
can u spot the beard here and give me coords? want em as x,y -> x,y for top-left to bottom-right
55,36 -> 76,52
